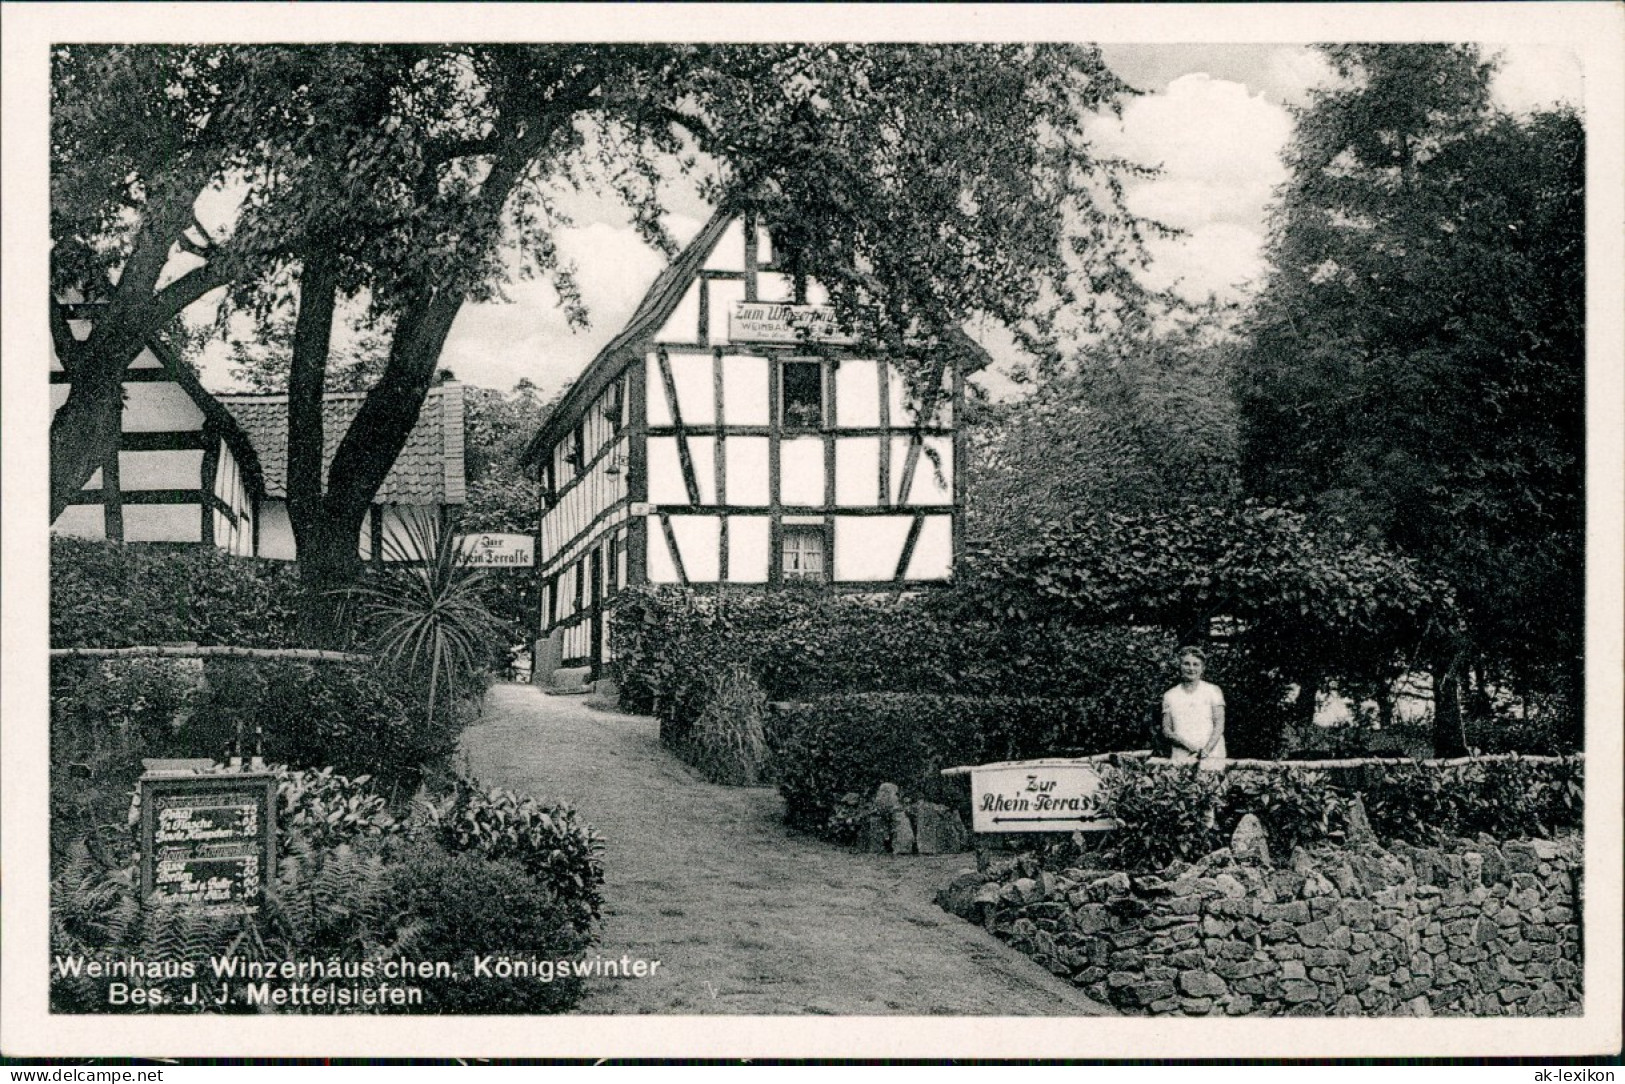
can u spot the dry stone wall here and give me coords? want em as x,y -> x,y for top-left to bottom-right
938,832 -> 1581,1017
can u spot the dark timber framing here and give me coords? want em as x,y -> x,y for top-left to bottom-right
523,205 -> 980,669
199,424 -> 221,547
54,330 -> 265,551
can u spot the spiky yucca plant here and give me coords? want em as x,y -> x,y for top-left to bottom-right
346,509 -> 504,727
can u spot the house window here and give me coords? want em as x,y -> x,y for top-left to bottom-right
568,422 -> 586,470
782,525 -> 825,582
780,361 -> 824,429
604,381 -> 625,432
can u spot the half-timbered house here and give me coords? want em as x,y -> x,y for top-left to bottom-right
218,383 -> 467,563
521,209 -> 972,677
51,320 -> 263,555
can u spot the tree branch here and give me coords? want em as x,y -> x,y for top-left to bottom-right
50,298 -> 81,374
142,257 -> 238,326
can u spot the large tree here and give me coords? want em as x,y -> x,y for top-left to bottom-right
966,312 -> 1242,546
54,44 -> 1158,619
49,47 -> 297,520
1236,45 -> 1585,752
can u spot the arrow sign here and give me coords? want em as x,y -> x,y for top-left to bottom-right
994,815 -> 1094,823
970,762 -> 1116,835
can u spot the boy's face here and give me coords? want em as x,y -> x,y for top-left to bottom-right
1180,655 -> 1204,682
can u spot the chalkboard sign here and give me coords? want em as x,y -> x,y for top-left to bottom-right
138,772 -> 275,913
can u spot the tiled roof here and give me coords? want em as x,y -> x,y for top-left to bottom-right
218,384 -> 466,505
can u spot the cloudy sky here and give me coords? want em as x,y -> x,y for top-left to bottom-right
194,43 -> 1582,400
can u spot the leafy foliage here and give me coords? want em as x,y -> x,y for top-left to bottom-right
1358,758 -> 1584,845
1236,44 -> 1585,732
956,503 -> 1456,755
966,317 -> 1242,546
348,508 -> 506,726
388,847 -> 587,1014
424,779 -> 605,935
52,767 -> 603,1014
459,381 -> 553,643
182,658 -> 455,791
766,694 -> 1147,842
687,664 -> 772,787
1096,755 -> 1584,871
273,767 -> 401,850
50,656 -> 202,864
1098,761 -> 1230,870
262,836 -> 420,971
51,536 -> 306,649
612,585 -> 1176,718
53,44 -> 1159,603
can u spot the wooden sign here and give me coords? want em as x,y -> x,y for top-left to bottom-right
968,760 -> 1116,834
139,772 -> 275,913
729,302 -> 858,345
454,532 -> 536,568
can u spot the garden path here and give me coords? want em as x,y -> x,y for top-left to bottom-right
460,684 -> 1112,1016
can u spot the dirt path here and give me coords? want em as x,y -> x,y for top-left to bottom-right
460,684 -> 1111,1016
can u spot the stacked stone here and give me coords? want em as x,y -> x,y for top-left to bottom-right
936,819 -> 1581,1017
857,782 -> 971,855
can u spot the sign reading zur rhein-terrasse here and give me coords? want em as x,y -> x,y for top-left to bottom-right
968,761 -> 1116,834
455,533 -> 536,568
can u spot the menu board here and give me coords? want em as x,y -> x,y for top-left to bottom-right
138,773 -> 275,913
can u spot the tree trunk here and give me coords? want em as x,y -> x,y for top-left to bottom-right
1431,655 -> 1469,757
49,376 -> 125,522
1293,664 -> 1324,741
294,508 -> 370,646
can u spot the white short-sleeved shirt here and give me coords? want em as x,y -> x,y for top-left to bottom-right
1162,680 -> 1225,760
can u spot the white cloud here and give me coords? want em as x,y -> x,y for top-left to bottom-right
1087,73 -> 1292,304
1141,222 -> 1271,302
1491,44 -> 1583,115
1263,47 -> 1337,108
439,214 -> 700,393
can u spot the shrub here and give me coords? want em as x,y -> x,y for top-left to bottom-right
50,656 -> 203,862
274,767 -> 401,850
51,535 -> 305,649
1218,766 -> 1345,855
766,693 -> 1142,841
686,664 -> 771,786
389,847 -> 588,1014
1098,759 -> 1228,869
610,586 -> 1173,766
427,779 -> 605,935
1093,755 -> 1585,870
1359,757 -> 1584,844
348,508 -> 506,727
182,659 -> 457,792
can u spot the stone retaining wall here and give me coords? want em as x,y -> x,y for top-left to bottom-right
938,832 -> 1582,1017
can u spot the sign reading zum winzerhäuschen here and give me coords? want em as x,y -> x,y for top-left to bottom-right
139,772 -> 275,913
969,761 -> 1116,834
728,301 -> 858,345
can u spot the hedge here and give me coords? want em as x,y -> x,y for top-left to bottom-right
609,585 -> 1177,731
766,693 -> 1148,841
1096,755 -> 1585,871
50,654 -> 459,857
183,658 -> 459,791
51,535 -> 308,648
